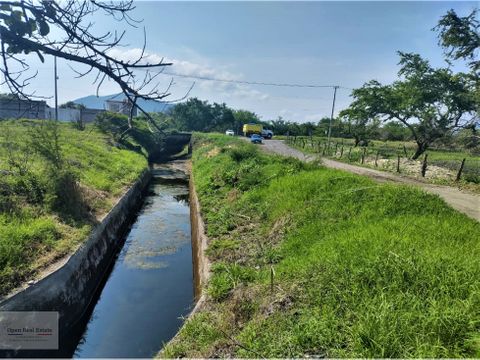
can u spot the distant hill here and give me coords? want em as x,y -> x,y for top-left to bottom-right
72,93 -> 175,113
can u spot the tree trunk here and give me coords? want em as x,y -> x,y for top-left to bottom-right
412,142 -> 428,160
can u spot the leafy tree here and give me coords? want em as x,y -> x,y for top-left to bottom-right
434,9 -> 480,113
268,116 -> 303,136
212,103 -> 236,132
170,98 -> 212,132
270,117 -> 291,135
339,107 -> 379,146
59,101 -> 86,110
170,98 -> 237,133
434,9 -> 479,73
379,121 -> 412,142
269,118 -> 315,137
344,52 -> 476,159
269,116 -> 349,137
453,125 -> 479,151
301,122 -> 317,136
313,117 -> 331,137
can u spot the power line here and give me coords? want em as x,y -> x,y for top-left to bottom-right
154,70 -> 352,120
158,70 -> 352,90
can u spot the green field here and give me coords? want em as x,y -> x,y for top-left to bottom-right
162,133 -> 480,358
0,119 -> 148,295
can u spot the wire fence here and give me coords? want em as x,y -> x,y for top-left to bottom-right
286,136 -> 480,184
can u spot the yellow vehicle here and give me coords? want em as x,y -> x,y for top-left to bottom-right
242,123 -> 263,137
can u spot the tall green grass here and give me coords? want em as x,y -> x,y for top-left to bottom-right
0,120 -> 148,295
162,133 -> 480,358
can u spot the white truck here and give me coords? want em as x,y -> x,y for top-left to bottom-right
261,129 -> 274,139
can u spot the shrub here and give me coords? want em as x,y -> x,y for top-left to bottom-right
226,145 -> 258,163
45,170 -> 87,223
12,173 -> 45,205
208,263 -> 256,301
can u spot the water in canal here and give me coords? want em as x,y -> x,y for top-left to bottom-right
73,172 -> 194,358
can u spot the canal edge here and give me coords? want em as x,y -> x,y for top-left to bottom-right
190,166 -> 211,303
158,162 -> 212,356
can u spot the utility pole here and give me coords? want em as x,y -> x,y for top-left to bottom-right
54,55 -> 58,121
327,85 -> 338,151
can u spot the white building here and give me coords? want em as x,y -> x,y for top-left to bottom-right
105,99 -> 137,116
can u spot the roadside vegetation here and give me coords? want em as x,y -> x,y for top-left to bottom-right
162,133 -> 480,358
286,135 -> 480,191
0,117 -> 150,296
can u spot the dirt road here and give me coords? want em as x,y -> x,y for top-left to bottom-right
260,139 -> 480,222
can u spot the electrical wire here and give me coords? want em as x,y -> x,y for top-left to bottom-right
158,70 -> 353,90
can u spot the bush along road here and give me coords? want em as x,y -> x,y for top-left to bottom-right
161,133 -> 480,358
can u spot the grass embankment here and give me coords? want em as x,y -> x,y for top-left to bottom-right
0,119 -> 148,296
162,133 -> 480,358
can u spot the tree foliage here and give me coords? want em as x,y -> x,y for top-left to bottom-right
434,9 -> 479,73
170,98 -> 236,133
59,101 -> 86,110
343,52 -> 476,159
379,121 -> 412,142
339,104 -> 380,146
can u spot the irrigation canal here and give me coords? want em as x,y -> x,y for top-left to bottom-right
70,163 -> 194,357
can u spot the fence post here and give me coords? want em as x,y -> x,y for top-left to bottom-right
340,146 -> 344,159
348,147 -> 352,161
375,151 -> 379,167
456,158 -> 466,182
334,143 -> 338,156
361,147 -> 366,164
421,153 -> 428,177
270,266 -> 275,295
397,154 -> 401,173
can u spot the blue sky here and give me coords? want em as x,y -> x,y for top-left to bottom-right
3,1 -> 477,122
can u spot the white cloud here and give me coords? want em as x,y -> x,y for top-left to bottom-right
107,47 -> 270,102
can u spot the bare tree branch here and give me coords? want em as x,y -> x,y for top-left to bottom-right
0,0 -> 176,129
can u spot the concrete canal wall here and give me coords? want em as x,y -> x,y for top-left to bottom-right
190,170 -> 211,303
157,166 -> 212,357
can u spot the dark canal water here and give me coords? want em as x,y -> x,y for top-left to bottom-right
73,176 -> 194,358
